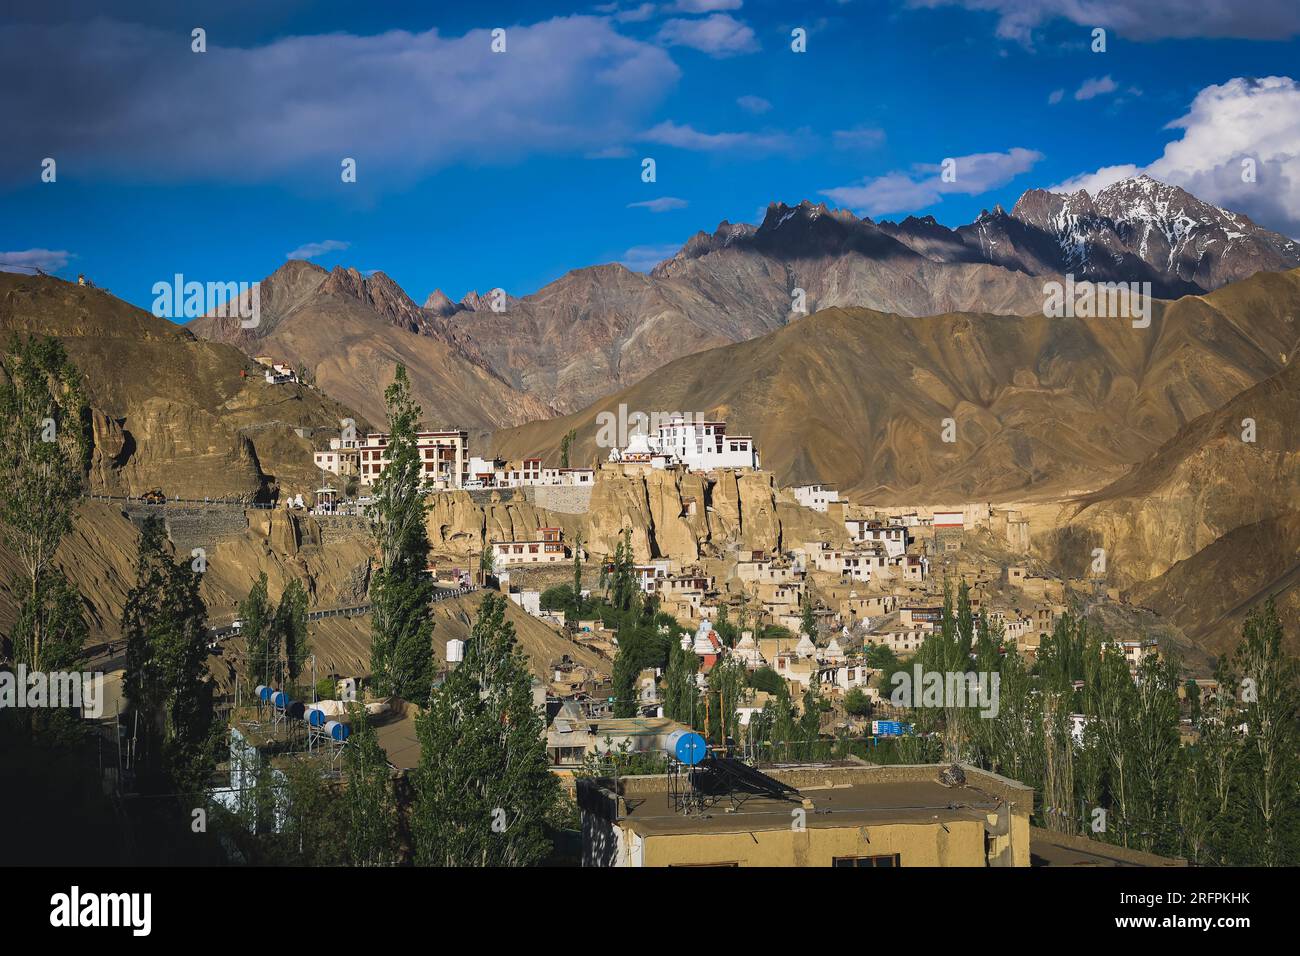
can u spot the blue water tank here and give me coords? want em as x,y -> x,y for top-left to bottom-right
256,685 -> 273,702
665,729 -> 708,766
272,691 -> 290,709
305,707 -> 327,727
325,720 -> 351,742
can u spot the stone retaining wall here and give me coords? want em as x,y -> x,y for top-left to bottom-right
526,485 -> 593,514
121,504 -> 249,556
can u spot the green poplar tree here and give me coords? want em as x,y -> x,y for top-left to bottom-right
1128,654 -> 1182,853
122,516 -> 214,797
1087,645 -> 1138,846
367,365 -> 435,705
275,578 -> 309,693
343,704 -> 400,866
760,689 -> 796,763
608,529 -> 637,615
411,592 -> 558,866
798,673 -> 824,759
571,532 -> 584,614
240,573 -> 277,687
662,639 -> 700,725
705,655 -> 746,744
1232,598 -> 1299,866
0,335 -> 90,677
800,587 -> 817,642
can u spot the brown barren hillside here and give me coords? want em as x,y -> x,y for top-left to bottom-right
0,272 -> 365,500
1126,511 -> 1300,658
188,260 -> 552,429
1052,356 -> 1300,653
0,502 -> 604,681
443,236 -> 1049,412
493,268 -> 1300,501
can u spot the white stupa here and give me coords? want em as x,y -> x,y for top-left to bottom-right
733,631 -> 765,668
608,430 -> 657,463
692,617 -> 721,656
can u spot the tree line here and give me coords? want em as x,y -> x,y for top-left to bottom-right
220,365 -> 566,866
899,579 -> 1300,865
1,344 -> 565,866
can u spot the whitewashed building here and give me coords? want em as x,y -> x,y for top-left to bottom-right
608,415 -> 759,472
358,429 -> 470,489
632,560 -> 673,594
491,527 -> 571,566
264,363 -> 299,385
933,511 -> 965,530
844,519 -> 908,558
314,435 -> 360,477
793,483 -> 840,512
468,455 -> 596,489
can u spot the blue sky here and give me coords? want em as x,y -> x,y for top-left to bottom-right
3,0 -> 1300,312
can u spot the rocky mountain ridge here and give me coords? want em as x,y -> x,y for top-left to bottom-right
188,177 -> 1300,420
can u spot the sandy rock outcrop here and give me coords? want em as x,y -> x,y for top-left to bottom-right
422,469 -> 844,565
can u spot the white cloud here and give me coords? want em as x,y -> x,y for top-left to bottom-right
628,197 -> 690,212
832,126 -> 886,150
619,242 -> 681,271
586,145 -> 635,159
1051,76 -> 1300,236
641,120 -> 796,154
1047,88 -> 1064,105
1074,75 -> 1118,101
287,240 -> 350,259
737,94 -> 772,114
657,13 -> 759,56
602,2 -> 658,23
0,16 -> 680,184
821,147 -> 1044,216
1049,164 -> 1142,195
672,0 -> 744,10
907,0 -> 1300,42
0,249 -> 74,273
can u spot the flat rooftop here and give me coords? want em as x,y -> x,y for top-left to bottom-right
371,705 -> 421,770
619,781 -> 999,837
591,764 -> 1029,838
579,717 -> 684,737
1029,827 -> 1186,867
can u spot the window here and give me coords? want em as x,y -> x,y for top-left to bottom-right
833,854 -> 899,868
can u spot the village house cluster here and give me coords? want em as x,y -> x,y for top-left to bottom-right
236,442 -> 1184,870
466,456 -> 595,489
313,429 -> 474,489
301,403 -> 1168,790
502,489 -> 1164,760
310,414 -> 763,495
